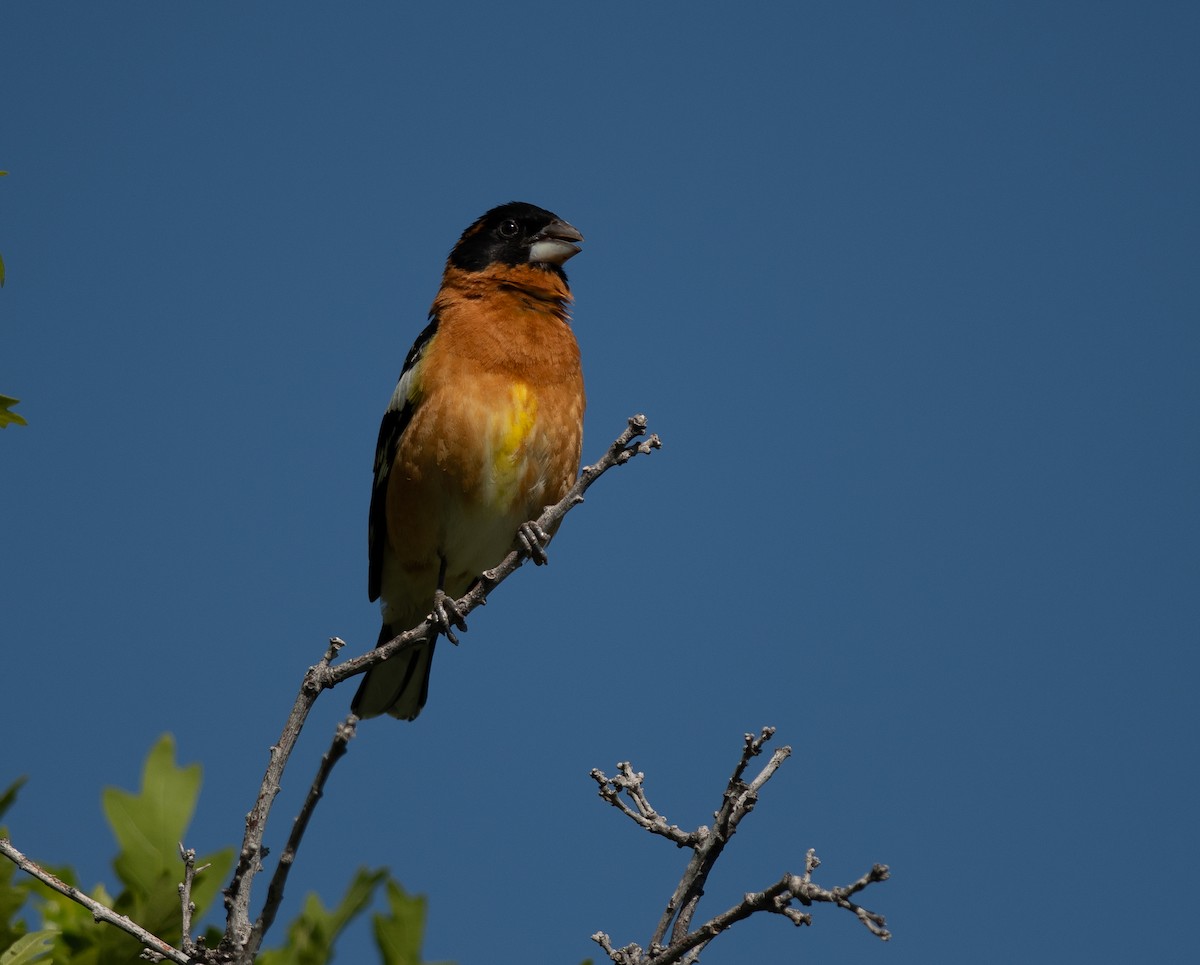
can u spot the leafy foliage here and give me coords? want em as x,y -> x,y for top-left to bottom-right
0,397 -> 25,430
0,780 -> 37,957
259,868 -> 383,965
0,930 -> 53,965
1,739 -> 441,963
0,738 -> 232,965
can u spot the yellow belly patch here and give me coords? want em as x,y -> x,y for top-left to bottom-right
489,382 -> 538,500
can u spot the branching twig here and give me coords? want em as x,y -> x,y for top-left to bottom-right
590,728 -> 890,964
220,636 -> 348,957
177,844 -> 211,959
658,728 -> 791,948
246,716 -> 357,960
0,837 -> 192,965
589,763 -> 696,847
220,415 -> 662,960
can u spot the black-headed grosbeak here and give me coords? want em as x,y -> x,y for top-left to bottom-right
351,202 -> 586,720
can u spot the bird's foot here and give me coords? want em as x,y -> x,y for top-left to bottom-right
517,521 -> 552,565
431,589 -> 468,645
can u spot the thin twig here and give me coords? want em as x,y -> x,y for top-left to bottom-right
590,763 -> 696,847
644,863 -> 891,965
246,716 -> 357,958
660,728 -> 790,948
0,837 -> 192,965
221,636 -> 347,956
177,844 -> 210,958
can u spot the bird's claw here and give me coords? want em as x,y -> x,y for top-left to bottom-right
431,589 -> 468,645
517,521 -> 551,565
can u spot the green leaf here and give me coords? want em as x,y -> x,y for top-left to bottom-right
0,931 -> 54,965
372,880 -> 431,965
99,735 -> 232,939
102,735 -> 199,899
259,867 -> 388,965
0,396 -> 26,429
0,778 -> 27,822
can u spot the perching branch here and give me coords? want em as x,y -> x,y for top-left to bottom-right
590,727 -> 890,965
220,414 -> 662,961
326,413 -> 663,687
0,415 -> 661,965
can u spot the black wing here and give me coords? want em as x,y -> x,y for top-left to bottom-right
368,317 -> 439,602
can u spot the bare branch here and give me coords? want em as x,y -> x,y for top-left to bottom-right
590,763 -> 696,847
220,636 -> 347,955
0,837 -> 192,965
177,843 -> 211,959
657,728 -> 792,948
246,716 -> 357,958
790,858 -> 892,940
643,863 -> 892,965
591,931 -> 644,965
590,728 -> 890,964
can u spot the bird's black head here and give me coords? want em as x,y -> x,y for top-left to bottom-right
448,201 -> 583,275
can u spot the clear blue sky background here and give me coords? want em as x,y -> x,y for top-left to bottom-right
3,3 -> 1197,963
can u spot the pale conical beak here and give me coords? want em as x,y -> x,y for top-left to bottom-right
529,219 -> 584,266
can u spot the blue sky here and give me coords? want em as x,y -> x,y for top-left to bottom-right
2,2 -> 1198,963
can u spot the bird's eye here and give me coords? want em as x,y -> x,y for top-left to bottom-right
498,219 -> 520,238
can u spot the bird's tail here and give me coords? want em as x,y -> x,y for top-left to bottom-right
350,624 -> 437,720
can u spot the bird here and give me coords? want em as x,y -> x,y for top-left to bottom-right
351,201 -> 587,720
